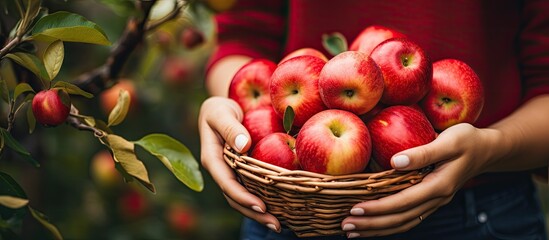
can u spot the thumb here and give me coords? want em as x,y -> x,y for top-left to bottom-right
390,134 -> 456,171
205,97 -> 252,153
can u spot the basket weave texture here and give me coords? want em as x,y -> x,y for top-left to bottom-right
223,146 -> 432,237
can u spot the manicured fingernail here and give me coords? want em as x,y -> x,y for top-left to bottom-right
350,208 -> 364,215
342,223 -> 356,231
267,223 -> 278,232
393,155 -> 410,168
348,232 -> 360,238
252,205 -> 264,213
235,134 -> 248,152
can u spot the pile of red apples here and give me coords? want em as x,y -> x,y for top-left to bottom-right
229,25 -> 484,175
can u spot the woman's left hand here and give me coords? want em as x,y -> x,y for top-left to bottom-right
341,123 -> 501,238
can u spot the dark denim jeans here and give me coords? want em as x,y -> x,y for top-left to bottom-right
240,176 -> 548,240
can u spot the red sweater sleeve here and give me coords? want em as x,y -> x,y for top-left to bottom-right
520,0 -> 549,102
205,0 -> 286,74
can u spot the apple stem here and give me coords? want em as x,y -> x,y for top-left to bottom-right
344,89 -> 354,98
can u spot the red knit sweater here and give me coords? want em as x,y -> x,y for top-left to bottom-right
209,0 -> 549,129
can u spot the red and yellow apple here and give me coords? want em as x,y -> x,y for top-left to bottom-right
296,109 -> 371,175
420,59 -> 484,131
90,150 -> 122,188
350,25 -> 406,56
367,105 -> 436,170
318,51 -> 384,115
32,88 -> 71,127
270,55 -> 327,127
228,59 -> 277,113
279,47 -> 328,64
370,38 -> 432,105
251,132 -> 299,170
100,79 -> 138,114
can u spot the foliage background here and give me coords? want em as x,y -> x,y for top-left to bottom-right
0,0 -> 547,240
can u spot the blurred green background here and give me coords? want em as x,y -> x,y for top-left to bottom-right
0,1 -> 547,240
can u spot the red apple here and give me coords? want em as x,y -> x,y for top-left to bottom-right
370,38 -> 432,105
279,48 -> 328,64
162,56 -> 194,85
251,132 -> 299,170
420,59 -> 484,131
166,202 -> 197,235
350,25 -> 406,56
318,51 -> 384,115
90,150 -> 122,188
118,188 -> 149,220
32,88 -> 71,126
367,105 -> 436,170
270,55 -> 327,127
296,109 -> 371,175
228,59 -> 277,113
242,106 -> 285,148
180,26 -> 205,49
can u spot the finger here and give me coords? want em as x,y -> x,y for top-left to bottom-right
225,194 -> 281,233
200,127 -> 269,215
342,197 -> 442,231
349,174 -> 454,216
204,97 -> 252,153
346,208 -> 439,238
391,125 -> 464,170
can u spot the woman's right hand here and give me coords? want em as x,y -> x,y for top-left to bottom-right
198,96 -> 281,233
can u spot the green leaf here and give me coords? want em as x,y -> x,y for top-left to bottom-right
322,32 -> 348,56
107,89 -> 130,127
52,81 -> 93,98
135,134 -> 204,192
15,0 -> 41,37
31,11 -> 111,46
0,128 -> 39,167
0,196 -> 28,209
0,172 -> 26,198
100,134 -> 156,193
283,106 -> 295,134
28,207 -> 63,240
5,52 -> 50,86
13,83 -> 35,100
26,100 -> 36,134
43,40 -> 64,80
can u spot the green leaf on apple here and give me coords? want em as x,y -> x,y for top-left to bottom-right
43,40 -> 64,80
100,134 -> 156,193
107,89 -> 130,127
5,52 -> 50,87
321,32 -> 348,57
283,105 -> 295,134
30,11 -> 111,46
28,206 -> 63,240
0,195 -> 29,209
52,81 -> 93,98
0,128 -> 39,167
134,134 -> 204,192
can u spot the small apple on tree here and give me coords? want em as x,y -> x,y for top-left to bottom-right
31,88 -> 71,127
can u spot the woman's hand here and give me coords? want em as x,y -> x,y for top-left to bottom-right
198,96 -> 281,232
341,123 -> 502,238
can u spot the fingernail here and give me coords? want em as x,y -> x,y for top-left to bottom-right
393,155 -> 410,168
342,223 -> 356,231
350,208 -> 364,215
348,232 -> 360,238
252,205 -> 264,213
266,223 -> 278,232
235,134 -> 248,152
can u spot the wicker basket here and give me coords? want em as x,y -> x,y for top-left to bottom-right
223,146 -> 432,237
